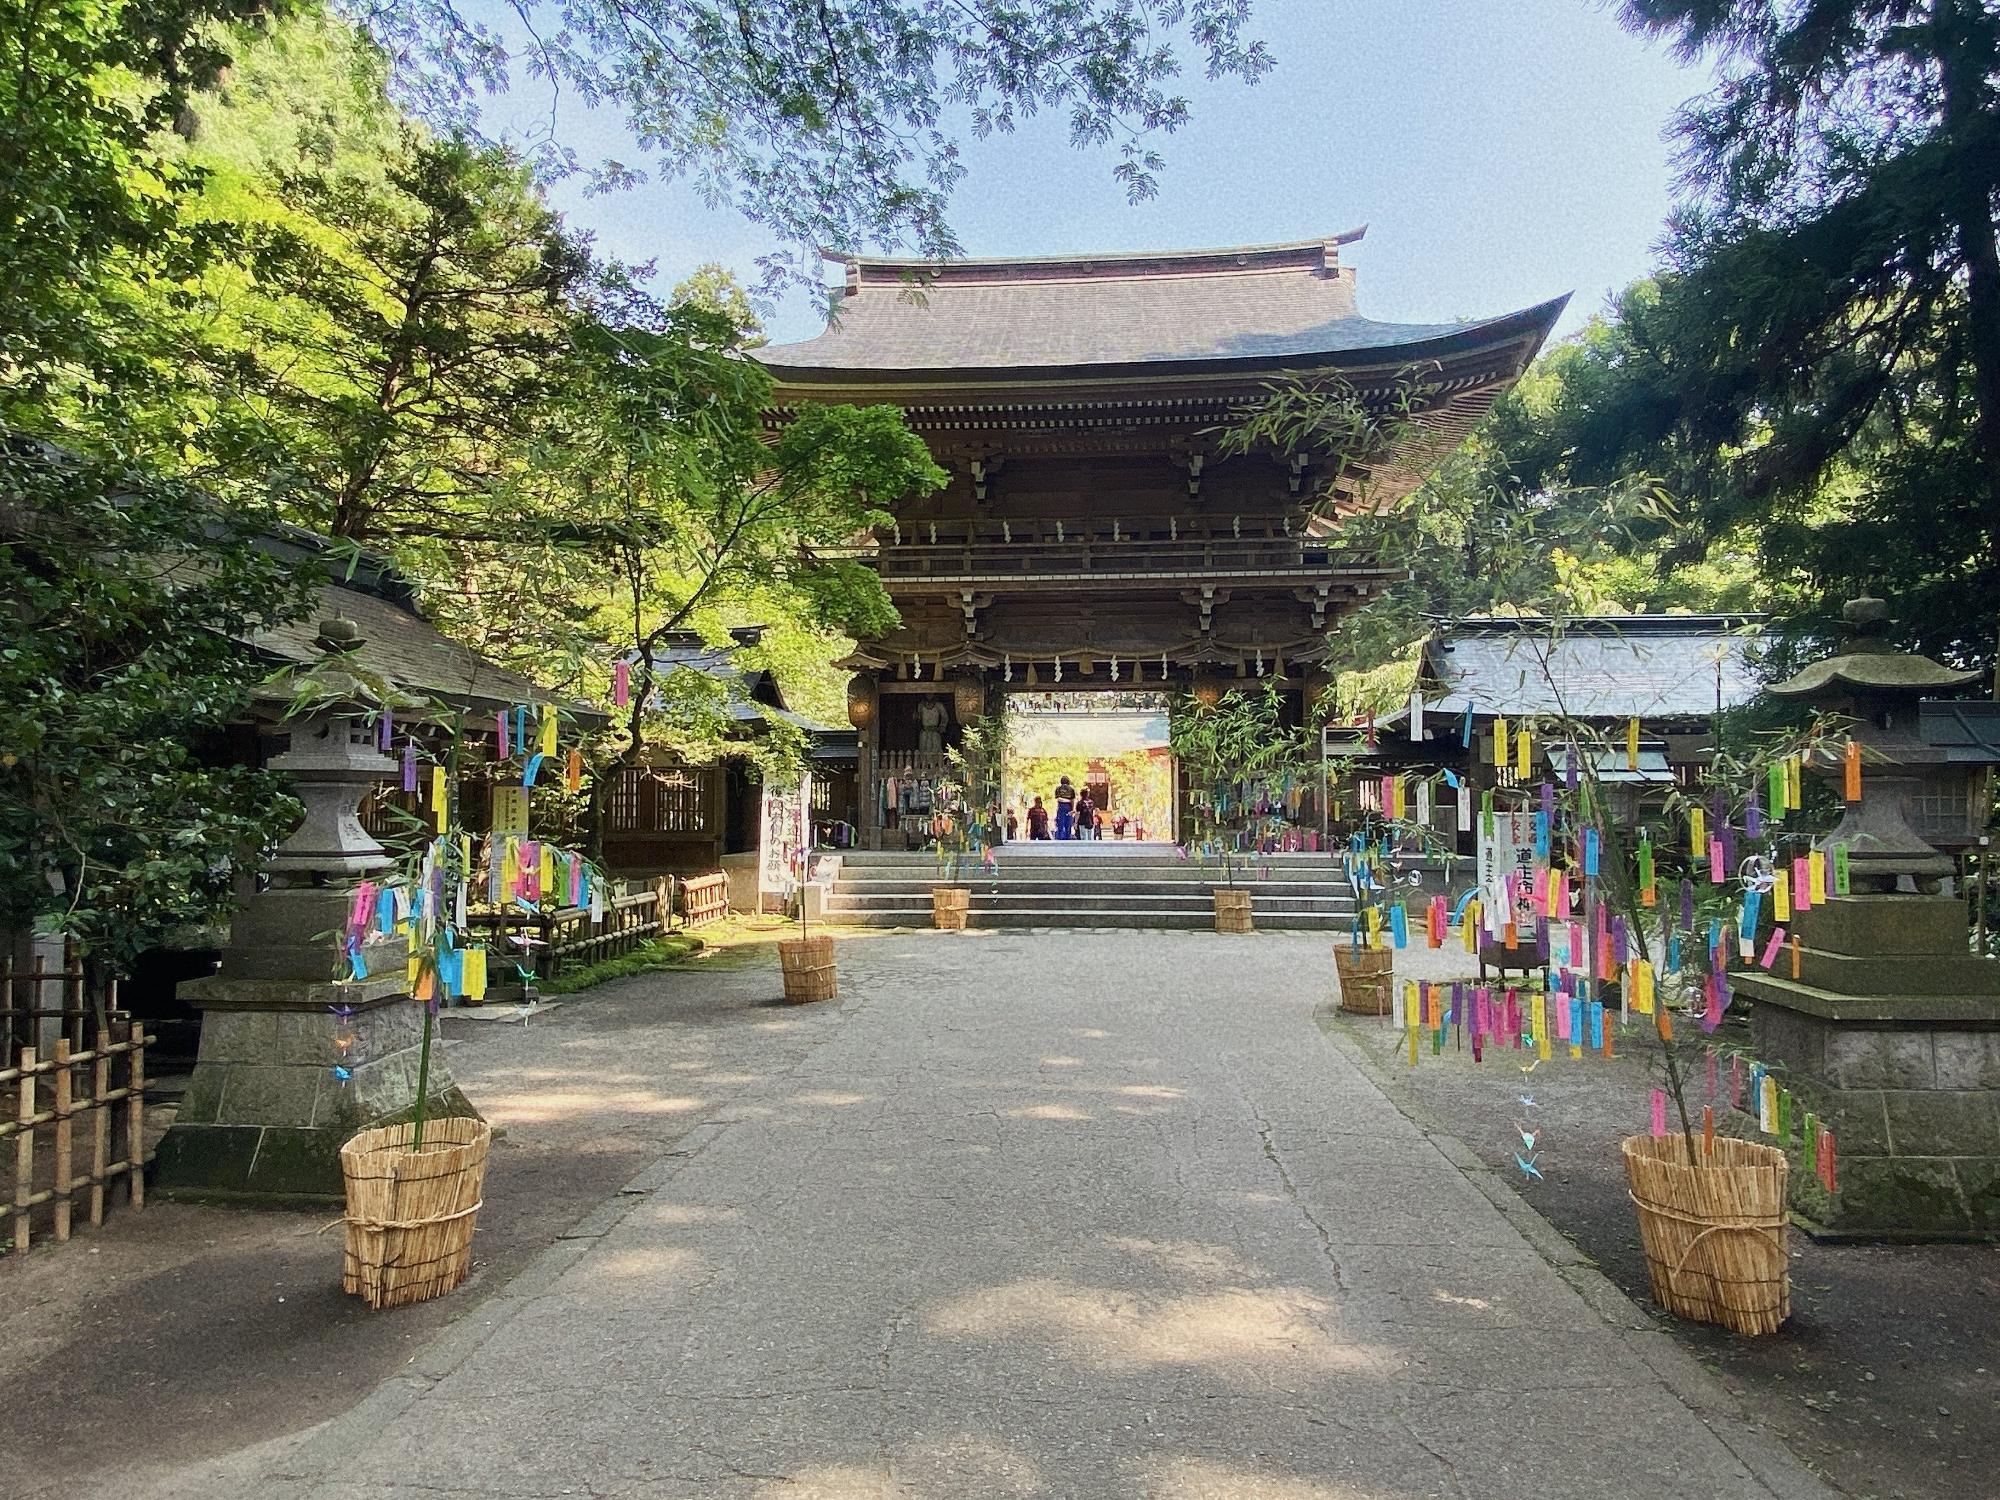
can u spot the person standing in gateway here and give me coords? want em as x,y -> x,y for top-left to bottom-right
1053,776 -> 1076,840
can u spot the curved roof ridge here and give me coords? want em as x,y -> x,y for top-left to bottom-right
823,229 -> 1368,284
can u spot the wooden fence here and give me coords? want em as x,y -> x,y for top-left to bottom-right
465,872 -> 731,987
5,1022 -> 151,1256
3,956 -> 99,1058
680,872 -> 729,929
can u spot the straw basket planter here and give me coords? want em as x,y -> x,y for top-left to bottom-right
1334,944 -> 1394,1014
339,1116 -> 491,1310
1622,1134 -> 1790,1335
778,933 -> 838,1003
932,885 -> 970,931
1213,888 -> 1254,933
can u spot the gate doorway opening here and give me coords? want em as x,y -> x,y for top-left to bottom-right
1002,690 -> 1174,846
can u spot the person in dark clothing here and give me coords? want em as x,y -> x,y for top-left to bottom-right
1005,806 -> 1019,842
1076,791 -> 1096,841
1027,797 -> 1051,839
1054,777 -> 1076,840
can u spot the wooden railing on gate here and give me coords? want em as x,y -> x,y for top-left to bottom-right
4,1021 -> 152,1256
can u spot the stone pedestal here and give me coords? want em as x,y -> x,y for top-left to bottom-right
1735,895 -> 2000,1240
154,707 -> 476,1206
1732,594 -> 2000,1239
153,968 -> 474,1206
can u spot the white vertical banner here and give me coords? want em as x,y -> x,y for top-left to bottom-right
758,773 -> 814,911
1476,810 -> 1539,935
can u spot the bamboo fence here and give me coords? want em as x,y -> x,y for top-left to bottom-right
3,1021 -> 152,1256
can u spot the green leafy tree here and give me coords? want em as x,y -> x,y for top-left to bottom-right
352,0 -> 1273,280
0,0 -> 288,429
0,444 -> 316,976
201,133 -> 597,544
1168,680 -> 1313,885
551,317 -> 946,851
1224,321 -> 1774,720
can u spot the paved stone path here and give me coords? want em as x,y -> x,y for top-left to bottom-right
158,932 -> 1830,1499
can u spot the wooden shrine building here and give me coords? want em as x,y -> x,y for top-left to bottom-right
753,232 -> 1564,848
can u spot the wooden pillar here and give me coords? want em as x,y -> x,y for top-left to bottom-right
849,672 -> 882,851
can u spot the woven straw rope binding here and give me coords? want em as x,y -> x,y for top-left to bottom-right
1622,1134 -> 1789,1336
341,1117 -> 491,1310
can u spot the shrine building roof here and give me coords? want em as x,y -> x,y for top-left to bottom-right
752,231 -> 1567,386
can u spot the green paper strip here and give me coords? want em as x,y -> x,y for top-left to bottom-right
1833,843 -> 1851,895
1768,759 -> 1786,819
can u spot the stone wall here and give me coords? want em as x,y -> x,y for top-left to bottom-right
1752,1004 -> 2000,1238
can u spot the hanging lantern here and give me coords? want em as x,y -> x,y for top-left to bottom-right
953,674 -> 986,722
846,673 -> 877,729
1192,671 -> 1225,708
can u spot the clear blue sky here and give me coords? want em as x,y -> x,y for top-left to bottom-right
475,0 -> 1711,346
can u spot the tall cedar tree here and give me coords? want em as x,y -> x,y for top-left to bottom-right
1615,0 -> 2000,663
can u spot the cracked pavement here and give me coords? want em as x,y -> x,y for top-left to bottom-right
128,930 -> 1834,1499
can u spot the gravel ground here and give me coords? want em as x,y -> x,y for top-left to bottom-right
1333,941 -> 2000,1500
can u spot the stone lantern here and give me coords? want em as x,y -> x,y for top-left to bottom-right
1774,595 -> 1978,890
155,622 -> 473,1204
1732,597 -> 2000,1239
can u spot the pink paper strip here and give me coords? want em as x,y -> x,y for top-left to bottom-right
1760,926 -> 1786,969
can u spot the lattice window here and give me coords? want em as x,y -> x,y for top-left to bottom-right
607,769 -> 644,831
359,783 -> 415,836
654,772 -> 709,835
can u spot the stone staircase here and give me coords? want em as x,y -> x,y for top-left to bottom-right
822,846 -> 1355,931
